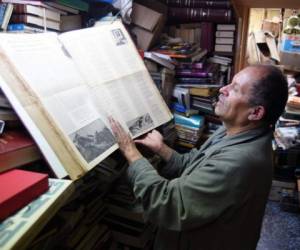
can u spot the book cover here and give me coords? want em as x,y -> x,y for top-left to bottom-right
164,0 -> 231,9
7,23 -> 45,33
168,7 -> 232,23
201,22 -> 214,52
0,169 -> 49,221
0,21 -> 172,180
174,113 -> 204,128
0,130 -> 42,173
51,0 -> 89,12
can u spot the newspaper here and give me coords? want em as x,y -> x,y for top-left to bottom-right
0,21 -> 172,179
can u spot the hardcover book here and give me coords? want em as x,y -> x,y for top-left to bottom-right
168,7 -> 232,23
163,0 -> 231,9
0,130 -> 41,173
0,21 -> 172,180
0,169 -> 49,221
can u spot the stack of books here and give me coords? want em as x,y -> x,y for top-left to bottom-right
208,55 -> 233,84
173,62 -> 221,115
2,0 -> 86,33
165,0 -> 232,23
168,22 -> 202,44
105,178 -> 155,249
174,113 -> 205,149
26,156 -> 124,249
215,24 -> 236,54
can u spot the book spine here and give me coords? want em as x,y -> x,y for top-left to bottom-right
165,0 -> 231,9
0,3 -> 7,27
168,7 -> 232,23
176,70 -> 211,78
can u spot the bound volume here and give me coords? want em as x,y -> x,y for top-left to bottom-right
0,21 -> 172,180
168,7 -> 232,23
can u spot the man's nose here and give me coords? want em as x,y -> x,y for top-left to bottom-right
219,85 -> 228,95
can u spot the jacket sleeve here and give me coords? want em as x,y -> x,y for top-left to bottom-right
127,150 -> 249,232
159,148 -> 201,178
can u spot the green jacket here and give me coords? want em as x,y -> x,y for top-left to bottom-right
127,126 -> 273,250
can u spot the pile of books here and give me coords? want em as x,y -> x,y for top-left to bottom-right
174,113 -> 205,149
105,177 -> 155,249
214,24 -> 235,54
1,0 -> 86,33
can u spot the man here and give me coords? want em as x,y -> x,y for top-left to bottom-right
109,65 -> 288,250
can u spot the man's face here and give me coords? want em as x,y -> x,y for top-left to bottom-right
215,67 -> 256,126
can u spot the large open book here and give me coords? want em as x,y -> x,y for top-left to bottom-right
0,21 -> 172,180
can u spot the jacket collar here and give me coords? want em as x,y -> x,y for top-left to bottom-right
201,125 -> 272,152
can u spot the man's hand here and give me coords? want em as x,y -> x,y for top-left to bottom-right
135,130 -> 174,162
109,117 -> 142,164
134,130 -> 164,153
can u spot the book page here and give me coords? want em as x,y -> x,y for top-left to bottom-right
0,21 -> 172,178
0,32 -> 117,176
58,21 -> 172,138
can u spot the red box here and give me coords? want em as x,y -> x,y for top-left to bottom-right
0,169 -> 49,221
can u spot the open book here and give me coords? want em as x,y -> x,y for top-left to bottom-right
0,21 -> 172,180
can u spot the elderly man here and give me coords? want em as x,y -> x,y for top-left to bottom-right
110,65 -> 288,250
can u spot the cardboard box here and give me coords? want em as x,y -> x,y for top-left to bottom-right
262,19 -> 281,37
281,34 -> 300,53
131,2 -> 167,50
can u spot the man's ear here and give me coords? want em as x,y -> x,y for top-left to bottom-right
248,106 -> 265,121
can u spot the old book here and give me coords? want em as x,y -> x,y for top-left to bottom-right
168,7 -> 232,23
49,0 -> 89,12
200,22 -> 214,52
216,24 -> 236,31
2,0 -> 68,15
144,51 -> 175,70
7,23 -> 45,33
215,30 -> 234,38
0,3 -> 13,30
0,107 -> 18,121
13,4 -> 61,22
10,14 -> 60,30
215,44 -> 233,52
0,21 -> 172,180
0,169 -> 49,221
0,129 -> 42,173
215,37 -> 234,44
164,0 -> 231,8
189,87 -> 219,97
0,178 -> 73,250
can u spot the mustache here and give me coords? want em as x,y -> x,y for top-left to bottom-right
212,95 -> 220,107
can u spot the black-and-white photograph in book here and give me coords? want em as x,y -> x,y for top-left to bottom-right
70,119 -> 116,163
127,113 -> 154,136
